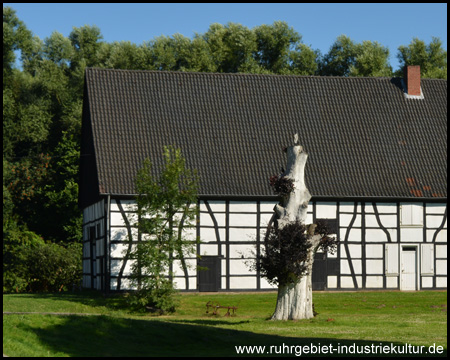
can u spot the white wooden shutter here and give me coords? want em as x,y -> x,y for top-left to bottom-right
420,244 -> 434,275
385,243 -> 399,275
400,203 -> 423,226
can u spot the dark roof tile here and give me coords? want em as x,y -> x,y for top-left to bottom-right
80,69 -> 447,204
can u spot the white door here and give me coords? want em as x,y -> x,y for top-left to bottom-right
401,247 -> 417,291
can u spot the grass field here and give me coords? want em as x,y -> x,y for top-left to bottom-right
3,290 -> 447,357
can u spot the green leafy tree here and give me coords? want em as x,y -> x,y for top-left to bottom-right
349,40 -> 392,77
318,35 -> 357,76
318,35 -> 392,77
127,146 -> 199,313
253,21 -> 301,74
2,6 -> 33,83
396,37 -> 447,79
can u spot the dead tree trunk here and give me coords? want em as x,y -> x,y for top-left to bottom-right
271,135 -> 321,321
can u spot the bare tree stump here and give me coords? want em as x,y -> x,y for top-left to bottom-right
271,134 -> 321,321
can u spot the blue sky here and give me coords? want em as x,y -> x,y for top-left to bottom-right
4,3 -> 447,72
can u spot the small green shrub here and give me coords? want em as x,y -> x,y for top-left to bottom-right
125,280 -> 178,314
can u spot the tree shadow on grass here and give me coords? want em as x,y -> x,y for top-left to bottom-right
6,289 -> 129,312
8,315 -> 447,357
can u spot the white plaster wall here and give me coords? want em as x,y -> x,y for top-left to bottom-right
110,211 -> 138,227
327,275 -> 338,288
436,260 -> 447,275
200,211 -> 226,227
230,276 -> 257,289
436,277 -> 447,288
366,244 -> 383,258
366,276 -> 383,288
340,202 -> 362,212
316,202 -> 337,218
229,213 -> 257,227
110,199 -> 137,212
366,260 -> 383,274
229,201 -> 257,213
400,227 -> 423,242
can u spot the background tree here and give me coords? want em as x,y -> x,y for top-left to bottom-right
396,37 -> 447,79
318,35 -> 392,77
349,40 -> 392,77
126,146 -> 199,313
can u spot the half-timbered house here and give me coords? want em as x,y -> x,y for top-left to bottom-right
79,66 -> 447,292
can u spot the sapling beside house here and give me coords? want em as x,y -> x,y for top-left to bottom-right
258,135 -> 338,320
125,146 -> 199,313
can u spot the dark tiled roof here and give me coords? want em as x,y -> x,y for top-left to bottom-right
80,68 -> 447,205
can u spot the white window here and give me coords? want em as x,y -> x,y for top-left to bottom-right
385,243 -> 399,275
420,244 -> 434,275
400,203 -> 423,226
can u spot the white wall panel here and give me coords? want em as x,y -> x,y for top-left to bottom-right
110,243 -> 133,258
110,199 -> 137,212
327,276 -> 337,288
366,229 -> 389,242
436,277 -> 447,288
433,229 -> 447,242
365,215 -> 379,228
230,276 -> 256,289
201,200 -> 226,212
340,202 -> 362,212
260,201 -> 277,212
341,259 -> 362,274
340,228 -> 362,242
199,244 -> 219,256
111,227 -> 128,241
436,260 -> 447,275
199,227 -> 225,243
348,244 -> 361,258
426,204 -> 447,214
366,260 -> 383,274
110,259 -> 135,276
374,203 -> 396,213
400,228 -> 423,242
172,259 -> 196,276
229,227 -> 257,241
229,201 -> 257,213
260,213 -> 275,226
229,244 -> 254,258
426,215 -> 446,228
200,212 -> 226,227
340,214 -> 361,227
316,202 -> 337,218
366,244 -> 383,258
229,259 -> 254,275
340,276 -> 362,288
378,215 -> 397,228
110,211 -> 138,226
366,276 -> 383,288
435,245 -> 447,258
229,213 -> 257,227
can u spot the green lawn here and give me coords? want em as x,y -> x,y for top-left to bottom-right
3,290 -> 447,357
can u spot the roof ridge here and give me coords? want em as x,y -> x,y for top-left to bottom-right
85,67 -> 447,82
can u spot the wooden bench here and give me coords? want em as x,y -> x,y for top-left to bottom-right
206,301 -> 238,317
